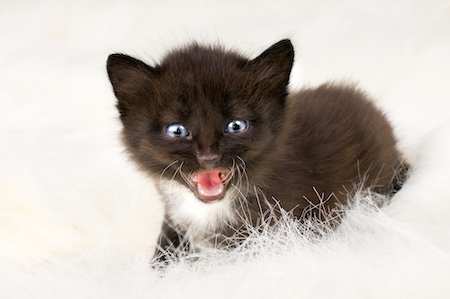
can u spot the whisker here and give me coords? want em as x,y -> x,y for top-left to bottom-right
236,156 -> 250,197
160,160 -> 180,182
178,162 -> 200,195
223,158 -> 236,185
177,162 -> 187,182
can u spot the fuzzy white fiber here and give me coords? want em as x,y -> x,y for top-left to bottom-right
1,0 -> 450,298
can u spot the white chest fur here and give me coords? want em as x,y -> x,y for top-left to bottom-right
158,179 -> 240,249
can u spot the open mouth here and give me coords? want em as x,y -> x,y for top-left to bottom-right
189,169 -> 230,202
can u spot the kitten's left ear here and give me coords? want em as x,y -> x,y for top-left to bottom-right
247,39 -> 294,93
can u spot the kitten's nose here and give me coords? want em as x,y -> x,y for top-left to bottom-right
197,153 -> 221,169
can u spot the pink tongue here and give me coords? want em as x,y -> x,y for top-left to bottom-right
196,172 -> 224,201
198,172 -> 221,188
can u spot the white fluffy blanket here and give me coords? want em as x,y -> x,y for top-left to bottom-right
1,1 -> 450,298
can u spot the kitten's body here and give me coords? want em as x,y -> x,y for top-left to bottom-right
107,40 -> 403,259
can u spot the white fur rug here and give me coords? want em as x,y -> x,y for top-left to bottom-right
1,0 -> 450,298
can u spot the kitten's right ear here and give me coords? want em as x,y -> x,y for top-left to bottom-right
251,39 -> 294,73
106,54 -> 159,104
245,39 -> 294,97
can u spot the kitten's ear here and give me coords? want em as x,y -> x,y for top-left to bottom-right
246,39 -> 294,94
107,54 -> 159,102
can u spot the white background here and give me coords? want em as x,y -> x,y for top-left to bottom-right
1,1 -> 450,298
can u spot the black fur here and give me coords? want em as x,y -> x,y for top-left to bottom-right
107,39 -> 404,261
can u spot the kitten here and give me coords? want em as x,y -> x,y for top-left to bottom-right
106,39 -> 403,260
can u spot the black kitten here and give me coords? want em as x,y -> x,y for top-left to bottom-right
107,39 -> 403,260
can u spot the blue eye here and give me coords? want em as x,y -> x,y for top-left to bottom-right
166,123 -> 189,138
225,120 -> 248,133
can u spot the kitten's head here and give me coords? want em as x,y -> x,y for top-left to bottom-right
107,39 -> 294,202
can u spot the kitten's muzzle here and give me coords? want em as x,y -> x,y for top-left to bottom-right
197,153 -> 221,169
